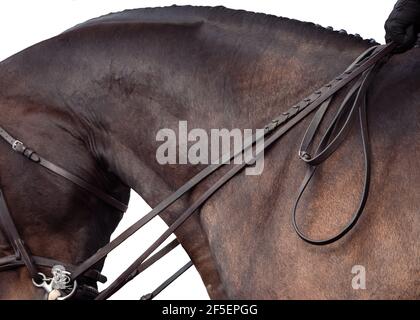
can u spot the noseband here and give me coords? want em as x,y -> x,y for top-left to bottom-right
0,43 -> 396,300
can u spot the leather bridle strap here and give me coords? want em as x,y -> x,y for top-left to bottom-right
0,189 -> 39,280
0,254 -> 107,283
0,188 -> 108,284
0,119 -> 126,291
0,127 -> 128,213
140,260 -> 193,300
90,43 -> 396,300
95,156 -> 251,299
292,63 -> 379,245
125,238 -> 180,283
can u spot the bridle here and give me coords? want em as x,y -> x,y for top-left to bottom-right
0,42 -> 396,300
0,130 -> 127,299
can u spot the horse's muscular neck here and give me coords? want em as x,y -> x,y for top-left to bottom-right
1,7 -> 372,197
0,6 -> 374,299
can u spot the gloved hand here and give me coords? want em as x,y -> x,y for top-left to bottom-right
385,0 -> 420,52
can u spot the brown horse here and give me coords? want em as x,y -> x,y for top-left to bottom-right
0,6 -> 418,299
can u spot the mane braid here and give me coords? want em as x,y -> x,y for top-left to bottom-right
70,5 -> 378,45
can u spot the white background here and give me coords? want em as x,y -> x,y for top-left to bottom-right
0,0 -> 395,300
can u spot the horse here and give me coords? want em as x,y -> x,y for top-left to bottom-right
0,6 -> 418,299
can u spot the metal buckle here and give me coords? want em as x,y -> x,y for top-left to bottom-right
32,265 -> 77,300
299,151 -> 312,161
11,140 -> 24,152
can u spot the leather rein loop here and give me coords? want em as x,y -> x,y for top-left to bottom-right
293,52 -> 384,245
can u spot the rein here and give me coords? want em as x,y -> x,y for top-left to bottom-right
0,42 -> 396,300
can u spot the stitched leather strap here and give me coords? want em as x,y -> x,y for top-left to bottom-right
293,64 -> 378,245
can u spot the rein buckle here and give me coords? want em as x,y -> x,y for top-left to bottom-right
12,140 -> 25,153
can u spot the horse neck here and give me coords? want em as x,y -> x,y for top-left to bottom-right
61,19 -> 372,204
0,10 -> 373,208
0,8 -> 376,299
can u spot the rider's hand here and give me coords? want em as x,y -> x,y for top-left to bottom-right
385,0 -> 420,52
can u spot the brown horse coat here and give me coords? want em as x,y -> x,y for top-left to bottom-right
0,6 -> 418,299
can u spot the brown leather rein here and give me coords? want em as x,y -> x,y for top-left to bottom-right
0,42 -> 396,300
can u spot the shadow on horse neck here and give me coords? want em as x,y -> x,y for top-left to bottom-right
0,6 -> 418,299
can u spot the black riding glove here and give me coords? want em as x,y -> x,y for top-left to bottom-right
385,0 -> 420,52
